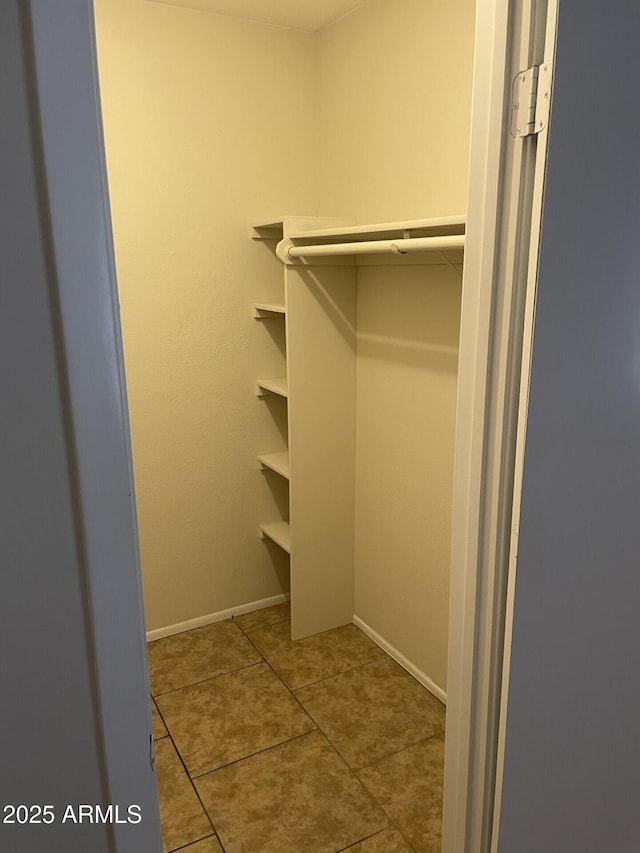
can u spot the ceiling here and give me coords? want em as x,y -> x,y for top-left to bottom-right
147,0 -> 368,32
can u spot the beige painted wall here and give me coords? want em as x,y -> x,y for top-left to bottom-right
317,0 -> 475,222
318,0 -> 475,690
355,264 -> 462,691
94,0 -> 319,631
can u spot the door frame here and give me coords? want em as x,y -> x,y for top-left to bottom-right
443,0 -> 558,851
22,1 -> 163,850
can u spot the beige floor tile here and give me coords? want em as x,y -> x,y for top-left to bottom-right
157,662 -> 316,776
347,828 -> 416,852
249,621 -> 385,689
152,698 -> 168,740
233,601 -> 290,633
181,837 -> 223,852
148,620 -> 262,695
155,738 -> 212,853
358,734 -> 445,853
295,657 -> 445,769
195,730 -> 389,853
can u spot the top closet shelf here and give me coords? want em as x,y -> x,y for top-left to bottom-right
286,215 -> 466,243
251,214 -> 465,242
250,218 -> 286,240
250,215 -> 354,241
251,214 -> 466,262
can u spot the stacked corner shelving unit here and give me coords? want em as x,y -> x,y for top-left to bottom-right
252,215 -> 352,577
251,214 -> 465,641
252,297 -> 290,553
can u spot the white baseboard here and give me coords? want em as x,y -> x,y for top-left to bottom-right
146,593 -> 290,642
353,615 -> 447,705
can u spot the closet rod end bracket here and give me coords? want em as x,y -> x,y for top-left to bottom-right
276,238 -> 296,265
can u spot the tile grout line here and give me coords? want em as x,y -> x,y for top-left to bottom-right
242,620 -> 438,776
233,613 -> 290,636
353,731 -> 446,853
155,616 -> 317,803
286,654 -> 388,692
152,659 -> 263,698
272,645 -> 446,761
154,639 -> 317,780
336,825 -> 418,853
255,625 -> 442,852
290,651 -> 419,694
242,627 -> 322,727
168,831 -> 219,853
165,730 -> 217,849
152,649 -> 388,705
355,728 -> 447,775
188,721 -> 396,851
240,629 -> 399,847
157,624 -> 309,851
152,624 -> 268,852
344,720 -> 447,776
244,623 -> 388,692
160,619 -> 360,790
151,695 -> 169,742
155,612 -> 441,852
190,727 -> 322,781
168,726 -> 319,780
149,617 -> 263,696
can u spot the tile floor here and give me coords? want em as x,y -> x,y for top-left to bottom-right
149,603 -> 445,853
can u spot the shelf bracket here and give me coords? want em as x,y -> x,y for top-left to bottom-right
252,304 -> 286,319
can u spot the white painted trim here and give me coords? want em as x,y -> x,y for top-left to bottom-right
490,2 -> 560,848
25,2 -> 163,849
352,616 -> 447,706
442,1 -> 515,845
146,593 -> 290,642
443,1 -> 555,851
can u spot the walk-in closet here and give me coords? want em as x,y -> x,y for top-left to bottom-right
10,0 -> 636,849
94,0 -> 475,849
95,0 -> 473,692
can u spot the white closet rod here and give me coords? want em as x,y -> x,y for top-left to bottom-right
278,234 -> 464,263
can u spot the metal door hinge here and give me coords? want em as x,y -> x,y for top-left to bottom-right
510,62 -> 552,138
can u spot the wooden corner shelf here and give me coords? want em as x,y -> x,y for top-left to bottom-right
258,451 -> 290,479
259,520 -> 291,554
253,302 -> 286,318
256,377 -> 288,398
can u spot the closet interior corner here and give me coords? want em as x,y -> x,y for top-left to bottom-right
94,0 -> 475,704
